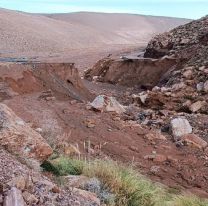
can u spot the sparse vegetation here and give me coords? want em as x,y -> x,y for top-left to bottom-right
41,157 -> 208,206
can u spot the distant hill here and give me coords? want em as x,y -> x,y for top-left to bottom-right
0,8 -> 191,57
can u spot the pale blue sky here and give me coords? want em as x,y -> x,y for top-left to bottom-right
0,0 -> 207,19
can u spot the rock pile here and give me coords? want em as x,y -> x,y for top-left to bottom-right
119,16 -> 208,149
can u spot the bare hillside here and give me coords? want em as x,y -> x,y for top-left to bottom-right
46,12 -> 190,44
0,8 -> 190,58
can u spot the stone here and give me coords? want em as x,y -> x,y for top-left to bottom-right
139,94 -> 148,104
197,82 -> 204,92
181,38 -> 190,44
90,95 -> 125,114
152,86 -> 160,92
7,176 -> 26,191
181,134 -> 207,149
189,101 -> 205,113
35,128 -> 43,133
3,187 -> 26,206
22,191 -> 38,205
172,82 -> 186,91
153,154 -> 167,163
52,185 -> 60,193
204,80 -> 208,92
73,188 -> 100,206
183,70 -> 193,79
84,119 -> 96,128
150,166 -> 160,175
144,132 -> 166,141
170,117 -> 192,139
0,103 -> 52,162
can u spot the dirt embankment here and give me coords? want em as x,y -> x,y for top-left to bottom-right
84,57 -> 177,88
0,62 -> 93,102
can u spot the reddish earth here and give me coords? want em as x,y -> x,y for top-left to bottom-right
1,59 -> 208,198
0,9 -> 207,202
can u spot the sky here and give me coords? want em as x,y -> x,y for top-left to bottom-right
0,0 -> 207,19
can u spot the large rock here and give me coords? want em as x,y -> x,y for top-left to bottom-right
170,117 -> 192,139
90,95 -> 125,114
3,187 -> 26,206
0,103 -> 52,162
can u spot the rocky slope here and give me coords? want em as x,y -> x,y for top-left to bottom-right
84,15 -> 208,190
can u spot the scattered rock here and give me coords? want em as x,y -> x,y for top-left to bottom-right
183,70 -> 193,79
139,93 -> 148,104
172,82 -> 186,91
170,117 -> 192,139
204,80 -> 208,92
3,187 -> 26,206
7,176 -> 26,191
189,101 -> 205,113
22,191 -> 38,205
144,132 -> 166,141
90,95 -> 125,114
73,188 -> 100,206
181,134 -> 207,149
197,82 -> 204,92
153,154 -> 167,163
150,166 -> 160,175
84,119 -> 96,128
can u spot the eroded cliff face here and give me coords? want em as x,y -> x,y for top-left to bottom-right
84,57 -> 177,88
0,62 -> 93,102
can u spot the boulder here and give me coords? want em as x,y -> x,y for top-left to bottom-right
170,117 -> 192,139
0,103 -> 52,162
90,95 -> 125,114
189,101 -> 205,113
3,187 -> 26,206
181,134 -> 207,149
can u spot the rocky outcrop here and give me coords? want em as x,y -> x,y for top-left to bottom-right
0,103 -> 53,162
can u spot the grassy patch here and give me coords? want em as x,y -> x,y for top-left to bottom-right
41,157 -> 208,206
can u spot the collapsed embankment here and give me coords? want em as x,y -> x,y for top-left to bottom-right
84,56 -> 177,88
0,62 -> 93,102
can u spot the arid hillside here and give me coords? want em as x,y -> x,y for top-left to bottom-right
0,8 -> 190,58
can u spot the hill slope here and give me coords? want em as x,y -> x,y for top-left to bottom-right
0,8 -> 190,57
